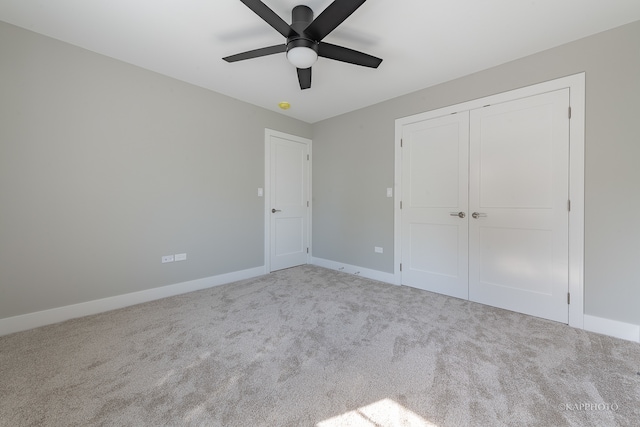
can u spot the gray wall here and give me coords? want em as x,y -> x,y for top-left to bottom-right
311,20 -> 640,326
0,21 -> 311,319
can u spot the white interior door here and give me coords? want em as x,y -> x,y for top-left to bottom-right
468,89 -> 570,322
267,131 -> 310,272
400,113 -> 470,299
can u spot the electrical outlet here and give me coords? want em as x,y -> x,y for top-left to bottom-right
375,247 -> 383,253
174,253 -> 187,261
162,255 -> 174,263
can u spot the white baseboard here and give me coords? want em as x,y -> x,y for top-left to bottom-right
310,257 -> 396,285
0,266 -> 266,337
583,314 -> 640,343
5,264 -> 637,345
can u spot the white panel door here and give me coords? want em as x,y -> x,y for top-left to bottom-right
269,134 -> 309,272
469,89 -> 570,322
401,112 -> 470,299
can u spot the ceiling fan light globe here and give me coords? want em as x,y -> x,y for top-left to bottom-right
287,46 -> 318,69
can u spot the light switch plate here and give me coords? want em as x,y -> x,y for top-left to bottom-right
386,188 -> 393,197
174,253 -> 187,261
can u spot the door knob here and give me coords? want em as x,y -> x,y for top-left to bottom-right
271,208 -> 281,213
472,212 -> 487,219
449,212 -> 466,218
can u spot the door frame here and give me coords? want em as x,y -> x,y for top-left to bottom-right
393,73 -> 585,328
264,128 -> 312,273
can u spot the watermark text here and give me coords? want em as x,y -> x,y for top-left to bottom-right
559,403 -> 619,411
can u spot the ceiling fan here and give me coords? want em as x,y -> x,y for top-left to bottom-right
223,0 -> 383,90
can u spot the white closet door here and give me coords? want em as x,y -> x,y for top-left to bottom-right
401,112 -> 470,299
468,89 -> 570,322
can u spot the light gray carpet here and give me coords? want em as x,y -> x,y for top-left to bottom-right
1,265 -> 639,426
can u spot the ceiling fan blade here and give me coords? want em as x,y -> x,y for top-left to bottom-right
223,44 -> 285,62
297,67 -> 312,90
318,42 -> 382,68
239,0 -> 295,38
304,0 -> 367,41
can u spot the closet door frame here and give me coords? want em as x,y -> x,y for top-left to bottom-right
393,73 -> 585,328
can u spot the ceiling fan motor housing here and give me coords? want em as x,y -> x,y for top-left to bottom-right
287,5 -> 318,54
286,37 -> 318,54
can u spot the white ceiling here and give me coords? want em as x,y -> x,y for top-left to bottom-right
2,0 -> 640,123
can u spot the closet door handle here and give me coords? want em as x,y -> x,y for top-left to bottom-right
450,212 -> 465,218
271,209 -> 282,213
472,212 -> 487,219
